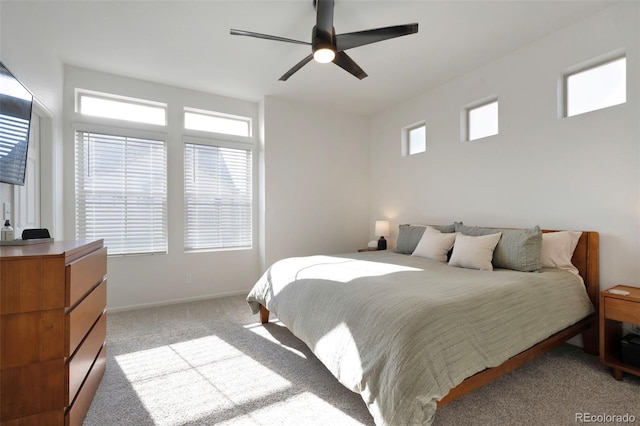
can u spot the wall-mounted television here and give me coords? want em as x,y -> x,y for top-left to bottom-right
0,61 -> 33,186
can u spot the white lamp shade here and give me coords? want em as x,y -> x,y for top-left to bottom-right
375,220 -> 390,237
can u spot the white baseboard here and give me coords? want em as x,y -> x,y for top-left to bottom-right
106,289 -> 251,313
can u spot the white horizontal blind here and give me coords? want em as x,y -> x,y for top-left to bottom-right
0,112 -> 29,185
75,131 -> 167,255
184,143 -> 252,250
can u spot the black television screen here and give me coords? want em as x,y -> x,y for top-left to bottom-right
0,61 -> 33,186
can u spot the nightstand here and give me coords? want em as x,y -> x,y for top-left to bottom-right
599,285 -> 640,380
358,248 -> 378,252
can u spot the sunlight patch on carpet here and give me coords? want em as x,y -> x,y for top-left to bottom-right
115,335 -> 292,425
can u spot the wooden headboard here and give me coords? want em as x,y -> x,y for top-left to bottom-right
543,230 -> 600,309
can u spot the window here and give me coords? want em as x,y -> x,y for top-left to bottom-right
402,122 -> 426,156
75,130 -> 168,255
467,100 -> 498,141
184,142 -> 252,251
184,107 -> 251,137
76,90 -> 167,126
565,56 -> 626,117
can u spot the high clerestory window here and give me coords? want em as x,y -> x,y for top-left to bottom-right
184,107 -> 252,137
466,99 -> 499,141
564,56 -> 626,118
76,89 -> 167,126
402,122 -> 426,156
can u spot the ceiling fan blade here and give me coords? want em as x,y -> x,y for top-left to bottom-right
335,23 -> 418,52
279,54 -> 314,81
315,0 -> 334,37
332,51 -> 367,80
230,29 -> 310,46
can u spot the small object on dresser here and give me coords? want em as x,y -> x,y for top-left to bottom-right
1,220 -> 14,241
367,240 -> 378,250
621,333 -> 640,368
609,289 -> 631,296
22,228 -> 51,240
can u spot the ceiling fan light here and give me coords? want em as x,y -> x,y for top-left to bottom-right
313,48 -> 335,63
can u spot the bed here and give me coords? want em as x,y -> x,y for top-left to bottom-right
246,227 -> 599,425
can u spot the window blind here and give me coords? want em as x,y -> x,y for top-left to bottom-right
184,143 -> 252,250
0,113 -> 29,185
75,131 -> 167,255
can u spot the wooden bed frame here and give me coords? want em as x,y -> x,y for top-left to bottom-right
258,230 -> 599,407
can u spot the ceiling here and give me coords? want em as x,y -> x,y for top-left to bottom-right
2,0 -> 619,116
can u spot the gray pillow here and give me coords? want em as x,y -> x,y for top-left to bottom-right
396,223 -> 460,254
432,223 -> 457,233
454,223 -> 542,272
395,225 -> 426,254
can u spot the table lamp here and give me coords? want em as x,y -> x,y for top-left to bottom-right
375,220 -> 389,250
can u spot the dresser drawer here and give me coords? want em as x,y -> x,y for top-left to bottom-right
1,309 -> 65,368
66,280 -> 106,357
605,297 -> 640,324
1,257 -> 66,314
66,344 -> 106,426
0,359 -> 66,422
65,247 -> 107,308
66,313 -> 106,406
0,409 -> 64,426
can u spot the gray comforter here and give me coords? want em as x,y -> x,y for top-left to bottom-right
247,251 -> 594,425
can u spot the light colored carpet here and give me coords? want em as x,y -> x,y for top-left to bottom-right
85,295 -> 639,425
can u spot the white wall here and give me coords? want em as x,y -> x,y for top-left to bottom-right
64,66 -> 260,310
368,3 -> 640,290
262,96 -> 370,269
0,2 -> 64,239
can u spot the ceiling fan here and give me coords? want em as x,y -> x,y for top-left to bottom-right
230,0 -> 418,81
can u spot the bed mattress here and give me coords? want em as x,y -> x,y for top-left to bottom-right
247,251 -> 594,425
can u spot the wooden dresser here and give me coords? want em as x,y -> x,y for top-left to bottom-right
1,239 -> 107,426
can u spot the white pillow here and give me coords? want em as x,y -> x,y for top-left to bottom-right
540,231 -> 582,274
449,232 -> 502,271
411,226 -> 456,262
